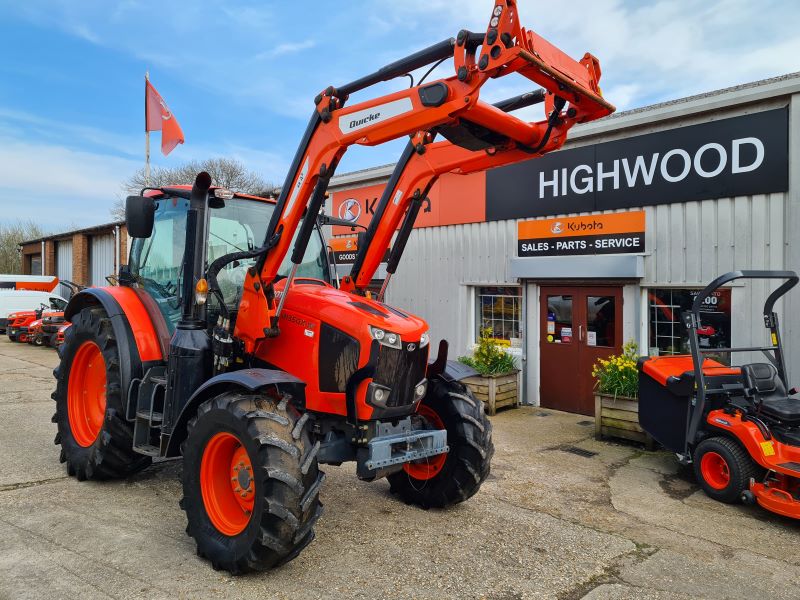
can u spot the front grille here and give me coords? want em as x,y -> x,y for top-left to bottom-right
373,342 -> 429,408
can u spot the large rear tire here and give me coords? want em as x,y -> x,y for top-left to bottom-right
52,306 -> 151,480
181,391 -> 324,574
388,378 -> 494,508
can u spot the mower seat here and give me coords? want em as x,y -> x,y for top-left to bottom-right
742,363 -> 800,424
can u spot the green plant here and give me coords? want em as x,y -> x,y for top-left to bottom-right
459,329 -> 518,376
592,340 -> 639,398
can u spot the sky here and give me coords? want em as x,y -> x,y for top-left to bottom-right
0,0 -> 798,231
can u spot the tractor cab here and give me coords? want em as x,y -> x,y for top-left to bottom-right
127,187 -> 330,336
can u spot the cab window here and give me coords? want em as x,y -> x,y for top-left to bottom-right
129,197 -> 189,333
208,198 -> 329,311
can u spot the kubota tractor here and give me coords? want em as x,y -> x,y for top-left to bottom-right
52,0 -> 614,572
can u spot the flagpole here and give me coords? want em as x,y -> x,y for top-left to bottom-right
145,71 -> 151,186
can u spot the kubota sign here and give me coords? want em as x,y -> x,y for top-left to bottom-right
517,211 -> 645,257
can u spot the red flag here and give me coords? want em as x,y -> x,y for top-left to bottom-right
145,79 -> 185,156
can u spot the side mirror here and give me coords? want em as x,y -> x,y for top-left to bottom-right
126,196 -> 155,238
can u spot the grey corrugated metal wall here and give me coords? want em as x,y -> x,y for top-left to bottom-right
55,240 -> 73,298
89,234 -> 115,286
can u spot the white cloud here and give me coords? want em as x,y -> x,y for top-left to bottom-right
0,136 -> 141,228
373,0 -> 800,109
255,39 -> 316,60
0,107 -> 141,157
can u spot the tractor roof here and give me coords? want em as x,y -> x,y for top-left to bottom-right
144,185 -> 276,204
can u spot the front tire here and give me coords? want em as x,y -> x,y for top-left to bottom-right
693,437 -> 761,504
181,391 -> 324,573
388,378 -> 494,508
52,306 -> 151,480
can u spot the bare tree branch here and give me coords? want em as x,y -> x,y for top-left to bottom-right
112,158 -> 277,220
0,220 -> 47,274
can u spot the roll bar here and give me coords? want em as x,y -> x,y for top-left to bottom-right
691,270 -> 799,320
684,270 -> 798,454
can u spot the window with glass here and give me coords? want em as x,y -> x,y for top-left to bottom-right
476,286 -> 521,346
587,295 -> 616,347
545,294 -> 573,343
648,287 -> 732,362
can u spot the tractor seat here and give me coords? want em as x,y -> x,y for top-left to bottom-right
741,363 -> 800,424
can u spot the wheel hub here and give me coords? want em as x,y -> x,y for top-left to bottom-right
403,404 -> 448,481
200,432 -> 255,536
701,451 -> 731,490
67,341 -> 107,447
231,449 -> 254,499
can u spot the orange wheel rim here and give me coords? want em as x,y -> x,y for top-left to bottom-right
403,404 -> 448,481
200,432 -> 255,536
701,451 -> 730,490
67,341 -> 107,447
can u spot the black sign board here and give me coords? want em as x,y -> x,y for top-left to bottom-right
487,107 -> 789,221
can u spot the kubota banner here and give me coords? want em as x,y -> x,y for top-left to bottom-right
329,173 -> 486,236
517,211 -> 645,257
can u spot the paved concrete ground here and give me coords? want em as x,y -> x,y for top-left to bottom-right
1,336 -> 799,600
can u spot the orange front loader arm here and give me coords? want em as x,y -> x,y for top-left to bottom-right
234,0 -> 614,353
348,89 -> 580,291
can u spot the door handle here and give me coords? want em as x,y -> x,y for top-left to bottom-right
579,325 -> 584,342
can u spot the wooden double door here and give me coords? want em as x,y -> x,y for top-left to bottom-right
539,285 -> 623,415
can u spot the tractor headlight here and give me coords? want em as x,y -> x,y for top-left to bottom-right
369,326 -> 402,349
367,382 -> 392,407
419,331 -> 430,348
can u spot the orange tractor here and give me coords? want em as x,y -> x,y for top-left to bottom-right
52,1 -> 614,572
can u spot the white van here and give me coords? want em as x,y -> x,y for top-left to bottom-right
0,290 -> 68,333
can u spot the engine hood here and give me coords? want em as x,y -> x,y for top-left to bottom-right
276,279 -> 428,341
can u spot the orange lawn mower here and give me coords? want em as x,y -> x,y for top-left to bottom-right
639,271 -> 800,519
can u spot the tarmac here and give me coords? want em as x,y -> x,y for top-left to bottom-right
1,336 -> 799,599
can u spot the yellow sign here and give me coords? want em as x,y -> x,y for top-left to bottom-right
761,441 -> 776,457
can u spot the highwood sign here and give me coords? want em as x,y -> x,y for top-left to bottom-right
517,211 -> 645,257
488,108 -> 788,220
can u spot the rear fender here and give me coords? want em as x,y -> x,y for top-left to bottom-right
66,287 -> 164,363
63,288 -> 160,412
165,369 -> 306,457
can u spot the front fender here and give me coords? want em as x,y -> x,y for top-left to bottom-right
165,369 -> 306,457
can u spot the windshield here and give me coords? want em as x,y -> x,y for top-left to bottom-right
209,198 -> 329,310
129,195 -> 329,332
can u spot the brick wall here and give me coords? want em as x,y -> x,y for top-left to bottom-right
119,225 -> 128,266
72,233 -> 88,286
20,243 -> 42,275
44,241 -> 55,276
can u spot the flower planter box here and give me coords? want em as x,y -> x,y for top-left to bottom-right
462,371 -> 519,416
594,393 -> 655,450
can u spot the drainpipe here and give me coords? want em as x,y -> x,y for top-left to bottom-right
40,241 -> 45,275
